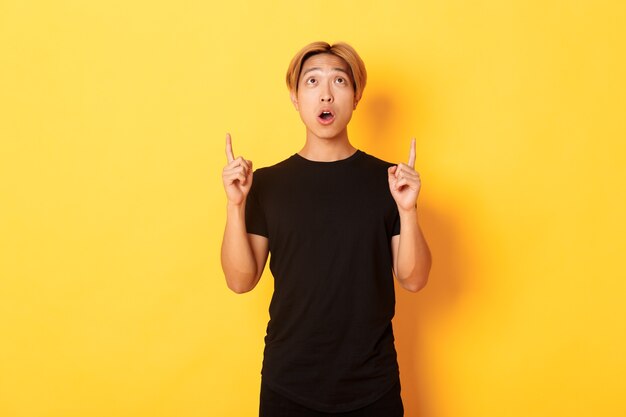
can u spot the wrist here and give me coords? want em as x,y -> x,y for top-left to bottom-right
398,204 -> 418,217
399,203 -> 422,224
227,201 -> 246,214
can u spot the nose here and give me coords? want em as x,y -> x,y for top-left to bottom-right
320,85 -> 333,103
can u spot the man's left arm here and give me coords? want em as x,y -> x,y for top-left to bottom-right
388,138 -> 432,292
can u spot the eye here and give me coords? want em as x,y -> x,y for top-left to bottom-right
306,77 -> 317,85
335,77 -> 345,84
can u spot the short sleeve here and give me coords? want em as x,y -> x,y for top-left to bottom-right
391,207 -> 400,236
245,176 -> 269,237
386,163 -> 401,237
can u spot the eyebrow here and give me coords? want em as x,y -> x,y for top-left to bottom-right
301,67 -> 350,77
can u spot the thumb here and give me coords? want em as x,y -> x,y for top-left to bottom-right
388,166 -> 397,185
247,160 -> 254,182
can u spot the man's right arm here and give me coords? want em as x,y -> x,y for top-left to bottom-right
221,202 -> 269,293
220,133 -> 269,294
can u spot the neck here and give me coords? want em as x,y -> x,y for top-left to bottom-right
298,128 -> 356,162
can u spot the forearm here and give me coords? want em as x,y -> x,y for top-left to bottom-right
221,202 -> 258,293
395,208 -> 431,292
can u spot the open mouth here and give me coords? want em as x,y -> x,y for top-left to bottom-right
317,110 -> 335,124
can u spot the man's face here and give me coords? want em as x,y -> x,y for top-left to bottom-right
291,53 -> 358,141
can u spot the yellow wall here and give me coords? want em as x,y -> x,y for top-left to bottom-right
1,1 -> 625,416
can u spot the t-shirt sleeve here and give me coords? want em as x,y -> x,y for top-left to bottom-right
386,163 -> 401,237
391,207 -> 401,236
245,177 -> 269,237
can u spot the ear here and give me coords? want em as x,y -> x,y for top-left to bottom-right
353,93 -> 361,110
290,91 -> 299,111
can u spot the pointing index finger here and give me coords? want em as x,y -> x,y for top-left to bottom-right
407,137 -> 416,168
225,133 -> 235,163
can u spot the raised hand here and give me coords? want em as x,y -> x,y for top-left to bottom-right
388,138 -> 421,212
222,133 -> 253,206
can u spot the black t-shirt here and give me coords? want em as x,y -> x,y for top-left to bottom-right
245,149 -> 401,413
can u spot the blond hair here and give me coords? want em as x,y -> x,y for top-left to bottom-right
286,41 -> 367,101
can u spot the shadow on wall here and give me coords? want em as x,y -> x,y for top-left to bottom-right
393,203 -> 466,417
353,70 -> 430,164
359,75 -> 466,417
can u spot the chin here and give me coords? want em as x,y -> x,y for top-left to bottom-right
313,131 -> 345,141
309,125 -> 349,141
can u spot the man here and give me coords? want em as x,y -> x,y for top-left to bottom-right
221,41 -> 431,416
